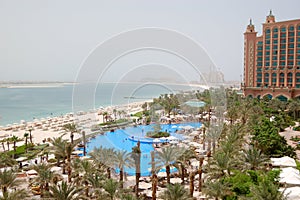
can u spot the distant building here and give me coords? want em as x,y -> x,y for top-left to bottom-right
242,11 -> 300,100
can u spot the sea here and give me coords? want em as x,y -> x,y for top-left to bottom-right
0,82 -> 204,126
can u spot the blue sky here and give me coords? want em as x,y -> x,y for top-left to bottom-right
0,0 -> 299,82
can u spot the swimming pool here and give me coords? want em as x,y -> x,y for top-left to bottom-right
86,122 -> 201,176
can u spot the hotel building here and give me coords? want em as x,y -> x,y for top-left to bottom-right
243,11 -> 300,100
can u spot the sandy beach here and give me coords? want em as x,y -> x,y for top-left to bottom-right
0,100 -> 150,147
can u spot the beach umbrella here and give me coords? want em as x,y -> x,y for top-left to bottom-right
16,157 -> 27,162
153,138 -> 161,143
26,169 -> 38,175
170,140 -> 179,144
189,131 -> 199,136
170,177 -> 182,184
139,182 -> 152,190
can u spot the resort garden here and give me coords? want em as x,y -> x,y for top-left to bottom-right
0,88 -> 300,199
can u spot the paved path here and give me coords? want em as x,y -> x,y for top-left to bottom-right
279,123 -> 300,160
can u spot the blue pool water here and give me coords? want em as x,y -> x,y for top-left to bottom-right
86,122 -> 201,176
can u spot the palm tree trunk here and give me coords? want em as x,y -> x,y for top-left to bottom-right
189,171 -> 195,197
120,167 -> 123,188
2,142 -> 5,151
29,130 -> 33,144
107,168 -> 111,179
152,174 -> 157,200
85,181 -> 89,197
62,160 -> 66,174
6,141 -> 10,151
166,165 -> 170,184
198,169 -> 202,192
181,164 -> 185,184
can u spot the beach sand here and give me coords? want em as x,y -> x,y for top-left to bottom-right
0,100 -> 150,148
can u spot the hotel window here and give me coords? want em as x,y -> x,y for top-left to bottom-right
289,44 -> 294,48
288,61 -> 294,66
288,50 -> 294,54
273,50 -> 278,54
297,44 -> 300,48
265,46 -> 270,50
288,55 -> 294,59
257,78 -> 262,83
256,68 -> 262,72
280,50 -> 286,54
289,38 -> 295,42
272,61 -> 277,66
281,33 -> 286,38
257,57 -> 263,61
280,73 -> 285,83
298,38 -> 300,42
296,72 -> 300,76
290,26 -> 295,31
273,45 -> 278,50
266,40 -> 270,44
280,55 -> 286,60
258,46 -> 263,50
257,52 -> 263,56
272,73 -> 277,82
297,49 -> 300,53
296,84 -> 300,88
266,35 -> 271,39
288,73 -> 293,83
298,25 -> 300,30
273,56 -> 277,60
257,62 -> 263,66
281,27 -> 286,32
281,39 -> 286,43
266,62 -> 270,66
297,32 -> 300,36
273,40 -> 278,44
297,55 -> 300,59
273,33 -> 278,38
289,32 -> 295,37
297,61 -> 300,65
273,28 -> 278,32
280,61 -> 285,66
266,29 -> 271,34
281,44 -> 286,49
266,51 -> 270,56
265,73 -> 269,82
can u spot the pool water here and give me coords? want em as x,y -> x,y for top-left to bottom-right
86,122 -> 201,176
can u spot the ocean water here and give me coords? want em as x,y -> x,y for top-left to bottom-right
0,83 -> 203,126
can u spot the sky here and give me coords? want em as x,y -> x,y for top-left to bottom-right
0,0 -> 299,82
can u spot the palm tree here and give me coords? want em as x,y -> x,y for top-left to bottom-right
102,178 -> 120,200
49,181 -> 85,200
175,148 -> 196,184
243,146 -> 268,170
0,189 -> 28,200
27,127 -> 33,144
0,153 -> 16,168
114,150 -> 134,188
131,142 -> 141,197
202,180 -> 231,200
66,142 -> 76,183
159,183 -> 191,200
10,136 -> 22,158
63,123 -> 78,144
155,146 -> 178,184
49,137 -> 67,174
287,99 -> 300,120
32,162 -> 60,197
23,132 -> 29,152
0,138 -> 6,152
89,147 -> 116,179
0,169 -> 20,194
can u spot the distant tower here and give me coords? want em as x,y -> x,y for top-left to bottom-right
266,10 -> 275,23
243,19 -> 257,87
